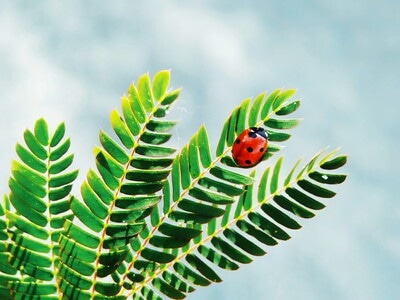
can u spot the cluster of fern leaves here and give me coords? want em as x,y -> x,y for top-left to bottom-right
0,70 -> 347,299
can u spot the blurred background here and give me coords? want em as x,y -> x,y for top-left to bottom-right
0,1 -> 399,299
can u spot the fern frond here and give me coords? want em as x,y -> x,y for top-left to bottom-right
121,89 -> 302,298
58,70 -> 180,298
0,197 -> 17,300
1,119 -> 78,299
146,149 -> 347,298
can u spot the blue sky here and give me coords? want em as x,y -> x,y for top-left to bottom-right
0,1 -> 399,299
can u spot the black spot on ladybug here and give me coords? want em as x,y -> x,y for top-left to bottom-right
259,147 -> 264,152
245,160 -> 252,165
235,139 -> 240,144
247,147 -> 253,153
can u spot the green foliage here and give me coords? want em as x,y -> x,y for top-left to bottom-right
0,70 -> 347,299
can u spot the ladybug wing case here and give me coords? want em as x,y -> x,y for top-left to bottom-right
232,128 -> 268,167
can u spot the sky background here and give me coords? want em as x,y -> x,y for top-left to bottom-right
0,1 -> 399,299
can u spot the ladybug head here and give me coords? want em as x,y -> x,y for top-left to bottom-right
250,127 -> 268,140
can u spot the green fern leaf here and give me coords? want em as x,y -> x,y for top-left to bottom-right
58,70 -> 180,298
119,125 -> 251,296
2,119 -> 78,299
0,199 -> 18,300
34,118 -> 49,146
140,149 -> 347,299
152,70 -> 171,101
248,92 -> 266,127
276,99 -> 301,116
123,89 -> 302,298
197,244 -> 239,270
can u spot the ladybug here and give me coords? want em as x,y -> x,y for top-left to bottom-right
232,127 -> 268,167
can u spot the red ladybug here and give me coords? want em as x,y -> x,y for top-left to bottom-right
232,127 -> 268,167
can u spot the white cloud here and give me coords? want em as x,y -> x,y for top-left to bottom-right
0,7 -> 87,191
